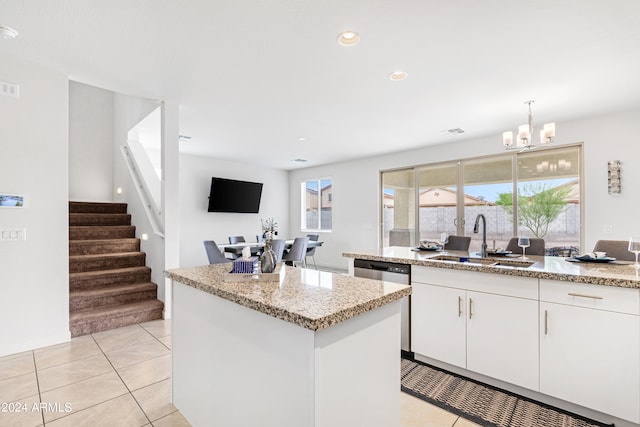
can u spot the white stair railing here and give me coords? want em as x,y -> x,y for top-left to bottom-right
120,144 -> 164,238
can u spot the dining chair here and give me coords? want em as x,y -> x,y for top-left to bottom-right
444,235 -> 471,251
305,234 -> 319,269
505,238 -> 545,256
592,240 -> 635,261
228,236 -> 246,244
203,240 -> 232,264
283,237 -> 308,267
271,239 -> 286,263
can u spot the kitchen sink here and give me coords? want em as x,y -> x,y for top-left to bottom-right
427,254 -> 535,268
489,259 -> 535,268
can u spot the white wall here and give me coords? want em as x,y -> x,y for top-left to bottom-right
179,153 -> 290,267
288,107 -> 640,270
0,54 -> 70,356
69,81 -> 114,202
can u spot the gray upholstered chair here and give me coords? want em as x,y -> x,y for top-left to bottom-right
305,234 -> 319,269
444,235 -> 471,251
505,237 -> 545,256
228,235 -> 246,244
283,237 -> 308,267
271,239 -> 286,263
593,240 -> 635,261
204,240 -> 232,264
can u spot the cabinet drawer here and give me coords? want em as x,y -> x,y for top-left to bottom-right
540,279 -> 640,315
412,266 -> 538,300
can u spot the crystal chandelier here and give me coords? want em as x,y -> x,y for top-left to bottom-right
503,100 -> 555,150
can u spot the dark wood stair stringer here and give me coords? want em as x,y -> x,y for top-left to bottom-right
69,201 -> 164,337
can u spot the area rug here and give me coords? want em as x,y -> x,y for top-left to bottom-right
401,358 -> 613,427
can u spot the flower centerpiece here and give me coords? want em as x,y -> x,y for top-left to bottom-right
260,218 -> 278,273
261,217 -> 278,248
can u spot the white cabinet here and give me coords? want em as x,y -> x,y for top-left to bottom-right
466,291 -> 538,390
411,266 -> 539,390
411,283 -> 465,368
540,280 -> 640,423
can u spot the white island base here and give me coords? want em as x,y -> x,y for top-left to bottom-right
172,281 -> 401,427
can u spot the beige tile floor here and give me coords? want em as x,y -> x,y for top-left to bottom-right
0,319 -> 480,427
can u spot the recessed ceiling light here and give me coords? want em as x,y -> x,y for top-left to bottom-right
337,31 -> 360,46
389,71 -> 408,81
298,137 -> 307,142
0,26 -> 19,40
293,159 -> 307,163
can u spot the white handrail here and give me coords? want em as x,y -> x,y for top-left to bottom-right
120,145 -> 164,238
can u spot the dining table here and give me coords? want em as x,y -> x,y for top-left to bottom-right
219,239 -> 323,257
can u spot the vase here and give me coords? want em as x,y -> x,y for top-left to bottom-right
260,244 -> 277,273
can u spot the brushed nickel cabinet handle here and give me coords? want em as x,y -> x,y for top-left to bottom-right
544,310 -> 548,335
469,298 -> 473,319
568,292 -> 603,300
458,296 -> 463,317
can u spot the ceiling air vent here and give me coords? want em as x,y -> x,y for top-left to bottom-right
446,128 -> 465,135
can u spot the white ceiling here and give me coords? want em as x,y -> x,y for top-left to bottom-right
2,0 -> 640,170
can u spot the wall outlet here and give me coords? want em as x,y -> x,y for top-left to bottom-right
603,224 -> 613,233
1,80 -> 20,98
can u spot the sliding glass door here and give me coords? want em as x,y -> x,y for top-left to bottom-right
462,157 -> 514,253
516,147 -> 581,253
381,168 -> 415,247
380,145 -> 582,254
416,162 -> 460,242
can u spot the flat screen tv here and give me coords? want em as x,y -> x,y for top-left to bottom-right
207,177 -> 263,213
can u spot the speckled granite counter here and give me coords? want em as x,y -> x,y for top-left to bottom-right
166,263 -> 410,331
343,246 -> 640,288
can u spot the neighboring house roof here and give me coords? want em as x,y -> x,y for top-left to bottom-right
555,179 -> 580,204
418,188 -> 495,207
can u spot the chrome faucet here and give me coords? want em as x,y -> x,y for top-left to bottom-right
473,214 -> 488,258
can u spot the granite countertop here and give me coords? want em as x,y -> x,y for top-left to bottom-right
165,263 -> 411,331
344,247 -> 640,289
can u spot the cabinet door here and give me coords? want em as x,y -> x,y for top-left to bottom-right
466,291 -> 538,390
540,302 -> 640,423
411,283 -> 466,368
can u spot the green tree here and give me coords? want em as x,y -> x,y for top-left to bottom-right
496,183 -> 571,238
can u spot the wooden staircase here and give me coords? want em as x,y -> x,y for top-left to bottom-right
69,201 -> 164,337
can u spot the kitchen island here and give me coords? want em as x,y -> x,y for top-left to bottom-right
344,246 -> 640,426
166,263 -> 410,427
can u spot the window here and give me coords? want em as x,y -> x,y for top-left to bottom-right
302,178 -> 332,231
381,145 -> 582,254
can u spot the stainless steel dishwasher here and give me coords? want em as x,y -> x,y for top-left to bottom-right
353,259 -> 411,352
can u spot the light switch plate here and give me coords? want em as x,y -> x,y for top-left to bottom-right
0,228 -> 26,240
0,80 -> 19,98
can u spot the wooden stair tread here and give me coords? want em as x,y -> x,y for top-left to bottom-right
69,251 -> 144,261
70,238 -> 139,246
69,201 -> 128,214
70,266 -> 152,279
69,213 -> 132,226
69,238 -> 140,255
70,282 -> 156,298
69,226 -> 136,240
70,300 -> 164,323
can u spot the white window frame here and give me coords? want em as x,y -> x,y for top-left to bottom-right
301,177 -> 333,232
